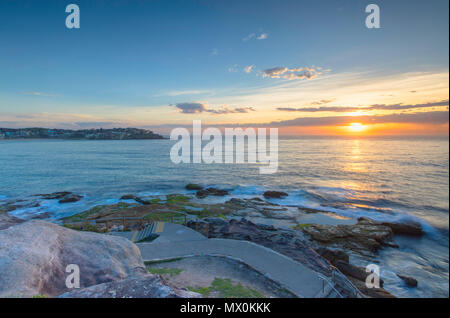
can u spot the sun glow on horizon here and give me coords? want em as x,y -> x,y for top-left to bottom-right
347,122 -> 367,132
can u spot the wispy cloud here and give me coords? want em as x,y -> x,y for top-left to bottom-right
23,91 -> 59,97
243,32 -> 268,42
277,100 -> 449,112
262,66 -> 324,80
244,65 -> 255,73
256,33 -> 268,40
173,102 -> 255,115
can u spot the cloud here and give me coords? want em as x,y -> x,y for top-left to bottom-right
262,66 -> 323,80
243,32 -> 268,41
266,111 -> 449,127
256,33 -> 268,40
311,99 -> 334,105
277,100 -> 449,112
173,103 -> 255,115
244,65 -> 255,73
23,92 -> 59,97
173,102 -> 207,114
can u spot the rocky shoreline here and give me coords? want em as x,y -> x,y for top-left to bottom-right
0,185 -> 425,298
0,127 -> 165,140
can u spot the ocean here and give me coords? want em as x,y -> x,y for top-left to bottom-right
0,136 -> 448,297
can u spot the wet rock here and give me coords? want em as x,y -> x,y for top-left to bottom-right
186,184 -> 203,191
263,191 -> 288,199
196,188 -> 229,199
0,221 -> 146,297
59,274 -> 201,298
397,274 -> 418,287
381,221 -> 424,236
59,194 -> 83,203
40,192 -> 72,200
120,194 -> 136,200
302,217 -> 395,254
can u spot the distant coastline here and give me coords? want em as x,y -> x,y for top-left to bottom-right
0,127 -> 165,140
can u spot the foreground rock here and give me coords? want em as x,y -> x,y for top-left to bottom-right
263,191 -> 288,199
59,274 -> 201,298
302,217 -> 398,254
0,221 -> 145,297
196,188 -> 229,199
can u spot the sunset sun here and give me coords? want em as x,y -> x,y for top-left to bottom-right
347,123 -> 367,132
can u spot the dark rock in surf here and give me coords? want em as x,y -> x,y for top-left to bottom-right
397,274 -> 418,287
186,184 -> 203,191
196,188 -> 229,199
263,191 -> 288,199
381,221 -> 424,236
40,192 -> 72,200
59,194 -> 83,203
120,194 -> 136,200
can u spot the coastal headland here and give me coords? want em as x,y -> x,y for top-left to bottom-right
0,127 -> 165,140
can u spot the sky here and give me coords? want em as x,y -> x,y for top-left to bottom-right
0,0 -> 448,135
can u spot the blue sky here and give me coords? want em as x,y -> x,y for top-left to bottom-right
0,0 -> 448,134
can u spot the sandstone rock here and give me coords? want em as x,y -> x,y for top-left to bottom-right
397,274 -> 418,287
381,221 -> 424,236
302,217 -> 395,254
59,274 -> 201,298
59,194 -> 83,204
196,188 -> 229,199
186,184 -> 203,191
263,191 -> 288,199
0,214 -> 25,230
0,221 -> 146,297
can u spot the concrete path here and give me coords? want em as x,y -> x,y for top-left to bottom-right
136,223 -> 335,298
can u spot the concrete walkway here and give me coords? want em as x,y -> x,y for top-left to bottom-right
135,223 -> 335,298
